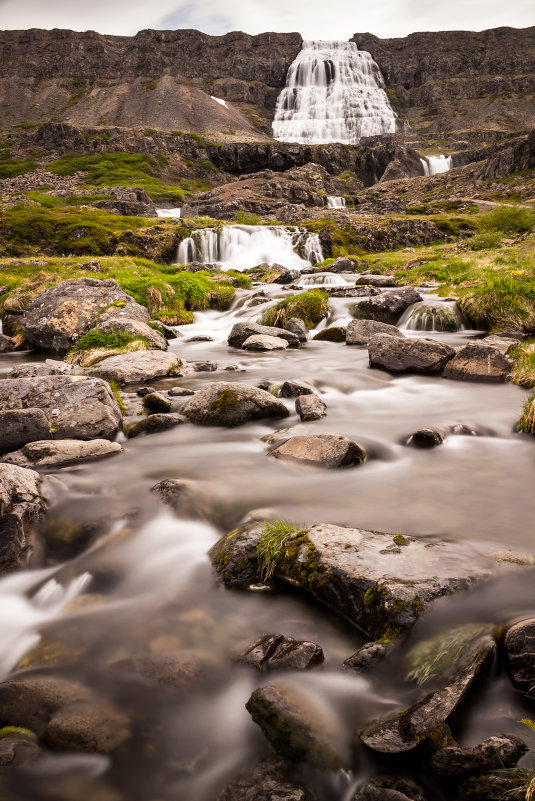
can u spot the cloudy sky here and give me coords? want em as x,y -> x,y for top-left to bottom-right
0,0 -> 534,39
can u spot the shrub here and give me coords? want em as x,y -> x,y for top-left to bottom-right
477,206 -> 535,235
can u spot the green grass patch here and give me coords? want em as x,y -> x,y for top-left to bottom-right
262,289 -> 328,329
511,340 -> 535,388
69,330 -> 144,354
235,210 -> 261,225
477,206 -> 535,235
0,148 -> 37,179
257,520 -> 305,581
458,270 -> 535,332
109,379 -> 126,415
519,392 -> 535,436
468,231 -> 503,250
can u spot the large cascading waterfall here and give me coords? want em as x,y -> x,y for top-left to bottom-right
272,40 -> 397,145
176,225 -> 323,271
420,155 -> 453,176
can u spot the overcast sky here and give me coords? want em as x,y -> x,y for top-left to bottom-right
0,0 -> 534,40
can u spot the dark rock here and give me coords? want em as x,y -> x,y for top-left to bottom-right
407,428 -> 445,448
152,321 -> 179,340
312,326 -> 346,342
151,478 -> 218,525
0,732 -> 42,766
430,734 -> 527,779
142,391 -> 172,414
20,277 -> 144,352
0,464 -> 51,572
0,333 -> 16,352
352,776 -> 427,801
443,343 -> 511,383
346,319 -> 405,346
136,386 -> 153,397
323,257 -> 357,273
246,683 -> 349,769
295,394 -> 327,421
238,634 -> 324,672
183,382 -> 289,427
504,617 -> 535,692
271,434 -> 365,468
85,351 -> 183,384
280,380 -> 314,398
192,360 -> 218,371
0,408 -> 52,455
352,287 -> 423,325
458,773 -> 526,801
273,269 -> 301,285
342,642 -> 389,674
186,335 -> 214,342
355,274 -> 396,287
327,286 -> 381,298
0,439 -> 122,469
284,317 -> 308,343
217,756 -> 307,801
228,322 -> 300,348
125,413 -> 185,438
242,334 -> 289,351
368,334 -> 455,374
0,375 -> 122,440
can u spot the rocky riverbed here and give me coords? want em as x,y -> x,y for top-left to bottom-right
0,268 -> 534,801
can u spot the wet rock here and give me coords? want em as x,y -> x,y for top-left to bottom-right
360,632 -> 495,754
168,386 -> 195,396
353,287 -> 423,325
295,394 -> 327,421
242,334 -> 289,351
142,392 -> 172,414
312,326 -> 346,342
0,333 -> 16,352
271,434 -> 365,468
0,408 -> 52,455
136,386 -> 153,397
430,734 -> 527,779
346,319 -> 405,346
323,257 -> 357,273
9,359 -> 75,378
96,318 -> 168,350
183,382 -> 289,427
238,634 -> 324,672
342,642 -> 389,674
85,351 -> 183,384
0,439 -> 122,469
0,464 -> 51,571
368,334 -> 455,375
193,360 -> 218,371
504,617 -> 535,692
284,317 -> 308,343
20,277 -> 144,351
228,322 -> 300,348
210,523 -> 511,638
0,732 -> 42,767
407,428 -> 445,448
352,776 -> 426,801
153,320 -> 179,340
443,343 -> 511,383
110,654 -> 203,693
217,756 -> 307,801
125,413 -> 185,438
151,478 -> 218,525
246,683 -> 348,769
355,274 -> 396,288
280,381 -> 314,398
0,375 -> 122,440
0,675 -> 130,753
273,269 -> 301,285
327,286 -> 382,298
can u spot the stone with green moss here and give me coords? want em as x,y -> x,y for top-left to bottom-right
183,382 -> 289,427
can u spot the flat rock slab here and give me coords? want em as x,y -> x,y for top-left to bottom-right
0,375 -> 122,440
347,319 -> 405,346
9,360 -> 75,379
355,274 -> 396,287
368,334 -> 455,374
184,382 -> 289,427
210,523 -> 517,639
271,434 -> 365,468
86,351 -> 183,384
228,322 -> 300,348
242,335 -> 289,351
352,287 -> 422,325
443,343 -> 511,383
1,439 -> 123,469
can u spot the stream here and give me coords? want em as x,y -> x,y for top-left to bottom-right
1,273 -> 534,801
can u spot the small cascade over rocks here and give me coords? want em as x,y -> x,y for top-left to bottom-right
177,225 -> 323,271
273,40 -> 397,145
420,155 -> 453,176
298,273 -> 346,288
327,196 -> 346,209
156,208 -> 181,218
399,299 -> 464,332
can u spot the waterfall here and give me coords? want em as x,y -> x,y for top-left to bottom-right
327,196 -> 346,209
156,208 -> 181,218
272,40 -> 397,145
176,224 -> 324,271
420,155 -> 453,176
398,300 -> 464,332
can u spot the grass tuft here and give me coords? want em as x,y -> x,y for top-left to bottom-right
257,520 -> 304,582
263,289 -> 328,329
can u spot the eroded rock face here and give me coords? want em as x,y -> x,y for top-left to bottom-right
443,343 -> 511,383
271,434 -> 365,468
85,351 -> 183,384
346,319 -> 404,346
228,322 -> 300,348
20,278 -> 144,352
352,287 -> 422,325
504,617 -> 535,692
0,375 -> 122,440
0,464 -> 50,571
368,334 -> 455,375
430,734 -> 527,779
0,439 -> 123,469
183,382 -> 289,427
217,757 -> 307,801
238,634 -> 324,672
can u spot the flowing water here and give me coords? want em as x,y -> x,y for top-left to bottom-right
1,275 -> 535,800
420,155 -> 453,176
326,196 -> 346,209
272,40 -> 397,144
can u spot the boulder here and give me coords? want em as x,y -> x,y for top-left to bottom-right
0,333 -> 15,352
284,318 -> 308,343
246,683 -> 349,769
342,642 -> 389,674
210,523 -> 513,638
504,617 -> 535,692
0,439 -> 122,469
407,428 -> 445,448
192,360 -> 218,371
142,392 -> 172,414
0,675 -> 129,753
168,386 -> 195,397
295,394 -> 327,421
480,335 -> 519,355
280,380 -> 314,398
85,351 -> 183,384
0,732 -> 42,767
355,274 -> 396,287
271,434 -> 365,468
327,286 -> 382,298
9,359 -> 75,378
125,413 -> 185,438
151,478 -> 218,525
312,326 -> 346,342
238,634 -> 324,672
352,777 -> 427,801
0,408 -> 52,455
183,382 -> 289,427
346,319 -> 405,346
323,257 -> 357,273
20,277 -> 144,351
443,343 -> 511,383
368,334 -> 455,374
0,375 -> 122,440
430,734 -> 527,779
0,464 -> 51,571
96,318 -> 168,350
352,287 -> 423,325
242,334 -> 289,351
97,302 -> 149,326
228,322 -> 300,348
217,756 -> 307,801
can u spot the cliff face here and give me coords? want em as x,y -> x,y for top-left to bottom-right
352,27 -> 535,134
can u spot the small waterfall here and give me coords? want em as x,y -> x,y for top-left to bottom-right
327,196 -> 346,209
272,40 -> 397,145
156,208 -> 181,218
298,273 -> 346,287
399,300 -> 464,332
420,155 -> 453,176
177,225 -> 324,271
